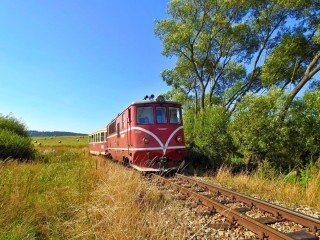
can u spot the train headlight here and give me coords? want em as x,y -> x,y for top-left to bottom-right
176,136 -> 183,143
143,137 -> 150,144
156,95 -> 165,103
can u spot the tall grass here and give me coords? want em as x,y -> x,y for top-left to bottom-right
305,171 -> 320,206
0,148 -> 190,239
63,157 -> 188,239
0,148 -> 98,239
212,165 -> 320,209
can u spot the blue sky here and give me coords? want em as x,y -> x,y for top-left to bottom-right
0,1 -> 173,133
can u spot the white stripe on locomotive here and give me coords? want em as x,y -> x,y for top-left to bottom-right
107,126 -> 184,155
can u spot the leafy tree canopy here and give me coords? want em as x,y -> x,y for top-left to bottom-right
155,0 -> 320,113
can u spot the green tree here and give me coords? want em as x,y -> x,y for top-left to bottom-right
155,0 -> 256,111
184,106 -> 233,168
229,89 -> 288,166
289,90 -> 320,163
260,0 -> 320,114
161,59 -> 200,112
156,0 -> 320,113
229,89 -> 320,170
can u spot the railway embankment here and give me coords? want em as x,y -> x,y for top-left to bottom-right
150,173 -> 320,239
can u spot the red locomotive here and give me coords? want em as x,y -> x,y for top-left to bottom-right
88,95 -> 186,172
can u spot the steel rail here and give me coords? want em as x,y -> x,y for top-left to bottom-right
152,174 -> 295,240
175,174 -> 320,235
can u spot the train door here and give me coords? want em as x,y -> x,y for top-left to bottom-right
127,108 -> 132,148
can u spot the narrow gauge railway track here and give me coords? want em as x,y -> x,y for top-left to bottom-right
152,173 -> 320,240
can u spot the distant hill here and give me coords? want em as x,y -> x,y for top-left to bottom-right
28,130 -> 87,137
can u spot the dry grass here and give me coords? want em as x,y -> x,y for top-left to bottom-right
209,166 -> 320,209
0,148 -> 189,239
62,158 -> 188,239
305,171 -> 320,206
0,148 -> 98,239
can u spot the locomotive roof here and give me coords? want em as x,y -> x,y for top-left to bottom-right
130,95 -> 181,106
131,99 -> 181,105
105,96 -> 182,126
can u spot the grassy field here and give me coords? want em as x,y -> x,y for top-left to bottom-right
32,135 -> 88,147
0,147 -> 97,239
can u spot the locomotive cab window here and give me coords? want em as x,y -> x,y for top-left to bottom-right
136,107 -> 154,124
122,113 -> 125,129
169,107 -> 181,124
117,123 -> 120,137
109,121 -> 116,134
156,107 -> 167,124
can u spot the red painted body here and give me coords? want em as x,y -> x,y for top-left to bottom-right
89,97 -> 186,172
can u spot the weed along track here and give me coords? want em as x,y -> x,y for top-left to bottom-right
150,173 -> 320,240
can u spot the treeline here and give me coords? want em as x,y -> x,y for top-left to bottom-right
156,0 -> 320,173
0,114 -> 35,160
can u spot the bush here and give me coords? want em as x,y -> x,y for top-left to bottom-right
0,115 -> 35,160
289,90 -> 320,164
229,89 -> 288,168
0,114 -> 29,137
184,106 -> 234,169
229,88 -> 320,171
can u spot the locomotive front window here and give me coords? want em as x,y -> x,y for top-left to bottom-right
136,107 -> 154,124
169,107 -> 181,124
156,107 -> 167,123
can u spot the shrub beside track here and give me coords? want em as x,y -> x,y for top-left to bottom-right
0,115 -> 34,160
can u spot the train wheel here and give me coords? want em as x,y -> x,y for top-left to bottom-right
123,157 -> 129,167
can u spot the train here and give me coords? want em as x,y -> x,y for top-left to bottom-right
88,95 -> 186,172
